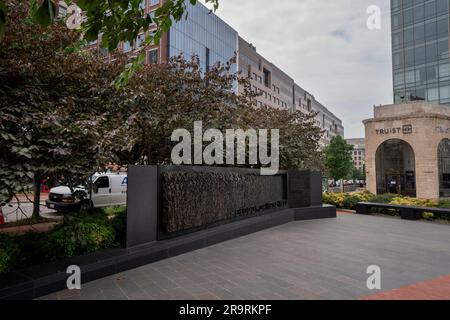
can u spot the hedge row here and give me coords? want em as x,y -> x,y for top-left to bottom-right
323,191 -> 450,220
0,207 -> 126,275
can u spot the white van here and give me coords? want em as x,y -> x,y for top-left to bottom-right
45,172 -> 127,213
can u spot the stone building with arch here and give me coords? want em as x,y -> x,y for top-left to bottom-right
364,102 -> 450,200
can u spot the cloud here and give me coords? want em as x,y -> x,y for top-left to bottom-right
207,0 -> 393,138
331,28 -> 353,42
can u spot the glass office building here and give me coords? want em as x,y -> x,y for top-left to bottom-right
392,0 -> 450,104
168,0 -> 238,87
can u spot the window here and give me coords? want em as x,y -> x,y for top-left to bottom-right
426,42 -> 438,62
427,65 -> 438,82
100,47 -> 109,57
148,49 -> 158,64
425,21 -> 437,41
437,18 -> 448,38
403,0 -> 413,8
392,13 -> 402,29
395,89 -> 406,103
438,40 -> 449,59
405,70 -> 415,84
414,24 -> 425,44
123,41 -> 132,53
425,1 -> 436,19
416,87 -> 426,101
438,139 -> 450,197
206,47 -> 210,72
415,66 -> 426,85
439,63 -> 450,79
136,34 -> 145,49
414,46 -> 426,64
263,68 -> 271,88
413,5 -> 425,22
393,52 -> 404,68
404,28 -> 414,46
148,11 -> 156,25
95,177 -> 109,189
440,85 -> 450,100
392,0 -> 401,11
58,4 -> 67,17
404,48 -> 414,67
392,31 -> 403,49
404,9 -> 413,26
427,87 -> 439,100
437,0 -> 449,16
149,0 -> 159,6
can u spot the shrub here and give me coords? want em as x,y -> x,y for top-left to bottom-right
389,196 -> 438,208
323,191 -> 450,222
371,194 -> 399,204
104,206 -> 126,217
422,212 -> 435,220
323,191 -> 375,210
109,208 -> 127,245
438,199 -> 450,209
0,206 -> 127,274
0,234 -> 21,274
0,249 -> 10,274
43,210 -> 116,261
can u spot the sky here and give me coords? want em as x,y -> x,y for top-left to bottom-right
203,0 -> 393,138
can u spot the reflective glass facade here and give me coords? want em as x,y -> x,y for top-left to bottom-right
168,0 -> 238,85
392,0 -> 450,104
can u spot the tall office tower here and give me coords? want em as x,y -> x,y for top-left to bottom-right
392,0 -> 450,104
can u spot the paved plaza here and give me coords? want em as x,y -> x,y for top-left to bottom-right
40,213 -> 450,300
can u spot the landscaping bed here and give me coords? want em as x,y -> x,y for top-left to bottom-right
0,207 -> 126,275
323,191 -> 450,222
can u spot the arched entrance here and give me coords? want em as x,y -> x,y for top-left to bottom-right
438,139 -> 450,197
375,139 -> 416,196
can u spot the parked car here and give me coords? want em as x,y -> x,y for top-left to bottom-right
45,172 -> 127,213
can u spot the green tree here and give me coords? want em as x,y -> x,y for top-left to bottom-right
0,0 -> 220,86
347,166 -> 364,183
0,2 -> 123,217
112,55 -> 324,170
324,136 -> 353,191
0,1 -> 324,219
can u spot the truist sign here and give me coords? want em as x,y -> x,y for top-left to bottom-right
375,125 -> 413,135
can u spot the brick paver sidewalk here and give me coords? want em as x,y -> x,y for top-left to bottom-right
40,214 -> 450,300
362,275 -> 450,300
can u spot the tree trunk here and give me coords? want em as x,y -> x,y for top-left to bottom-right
340,179 -> 344,193
32,173 -> 42,219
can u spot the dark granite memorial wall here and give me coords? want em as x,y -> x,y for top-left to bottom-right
127,165 -> 324,247
161,171 -> 286,234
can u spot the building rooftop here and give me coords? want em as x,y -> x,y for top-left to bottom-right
363,102 -> 450,123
